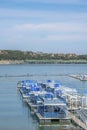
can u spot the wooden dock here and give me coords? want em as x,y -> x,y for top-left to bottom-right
67,111 -> 87,130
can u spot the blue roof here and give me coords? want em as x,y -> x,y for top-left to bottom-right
54,83 -> 60,87
45,93 -> 53,99
47,80 -> 52,83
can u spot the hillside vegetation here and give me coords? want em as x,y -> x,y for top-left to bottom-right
0,50 -> 87,64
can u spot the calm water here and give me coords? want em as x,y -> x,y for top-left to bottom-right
0,64 -> 87,130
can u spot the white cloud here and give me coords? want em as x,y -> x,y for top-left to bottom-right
1,22 -> 86,46
45,34 -> 87,41
13,22 -> 87,33
0,8 -> 87,21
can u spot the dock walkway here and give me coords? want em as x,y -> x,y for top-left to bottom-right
67,111 -> 87,130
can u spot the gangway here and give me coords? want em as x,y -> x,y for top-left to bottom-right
67,111 -> 87,130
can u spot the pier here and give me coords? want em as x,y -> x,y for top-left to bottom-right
70,74 -> 87,81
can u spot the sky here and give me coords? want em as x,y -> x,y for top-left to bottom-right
0,0 -> 87,54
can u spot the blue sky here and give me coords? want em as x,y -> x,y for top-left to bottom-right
0,0 -> 87,54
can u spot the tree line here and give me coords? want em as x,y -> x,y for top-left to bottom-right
0,50 -> 87,61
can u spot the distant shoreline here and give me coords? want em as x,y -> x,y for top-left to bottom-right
0,60 -> 87,64
0,50 -> 87,64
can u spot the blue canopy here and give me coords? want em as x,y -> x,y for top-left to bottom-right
47,80 -> 52,83
45,93 -> 53,99
54,83 -> 60,88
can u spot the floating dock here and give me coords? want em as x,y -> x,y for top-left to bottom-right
17,79 -> 87,129
70,74 -> 87,81
35,112 -> 71,124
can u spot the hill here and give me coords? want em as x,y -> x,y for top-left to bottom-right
0,50 -> 87,64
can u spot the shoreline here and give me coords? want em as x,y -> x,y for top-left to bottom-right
0,60 -> 87,64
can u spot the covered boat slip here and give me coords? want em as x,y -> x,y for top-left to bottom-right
19,80 -> 42,98
18,79 -> 87,110
37,96 -> 67,119
17,79 -> 87,129
35,95 -> 70,124
64,93 -> 87,110
17,79 -> 87,126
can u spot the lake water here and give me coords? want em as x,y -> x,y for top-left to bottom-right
0,64 -> 87,130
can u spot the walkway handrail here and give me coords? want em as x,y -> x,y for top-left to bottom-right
67,111 -> 87,130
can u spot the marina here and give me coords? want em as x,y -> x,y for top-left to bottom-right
17,79 -> 87,129
1,64 -> 87,130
